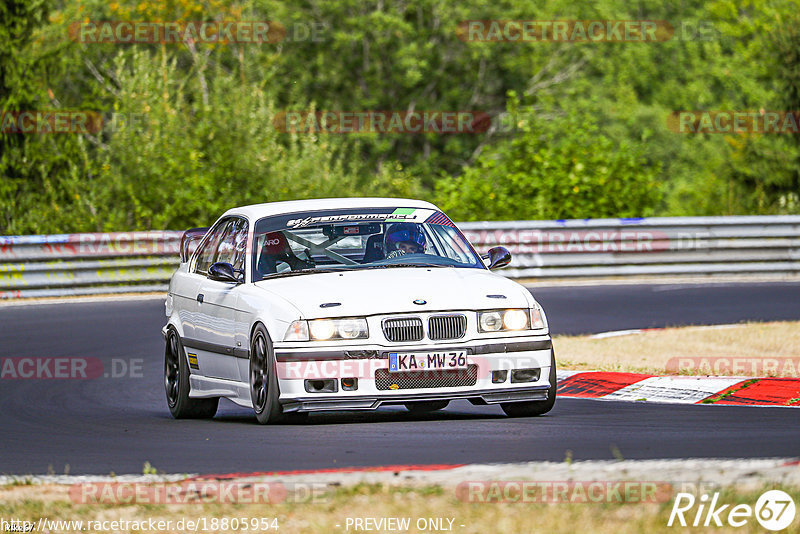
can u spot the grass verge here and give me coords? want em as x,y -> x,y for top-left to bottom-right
1,481 -> 798,533
553,320 -> 800,376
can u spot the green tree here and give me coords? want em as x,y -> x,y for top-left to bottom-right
3,0 -> 800,235
434,98 -> 661,221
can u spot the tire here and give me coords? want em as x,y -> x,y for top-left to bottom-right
501,350 -> 557,418
405,400 -> 449,413
249,324 -> 284,424
164,327 -> 219,419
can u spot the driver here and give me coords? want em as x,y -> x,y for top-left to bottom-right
384,222 -> 426,259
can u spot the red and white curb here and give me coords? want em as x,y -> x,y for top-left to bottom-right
4,458 -> 799,488
556,370 -> 800,406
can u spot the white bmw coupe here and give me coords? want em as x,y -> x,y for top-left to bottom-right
163,198 -> 556,423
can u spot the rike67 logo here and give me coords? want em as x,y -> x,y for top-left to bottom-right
668,489 -> 796,531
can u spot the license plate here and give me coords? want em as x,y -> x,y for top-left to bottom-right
388,351 -> 468,372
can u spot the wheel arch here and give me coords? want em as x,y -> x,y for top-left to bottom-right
248,315 -> 287,348
165,317 -> 186,338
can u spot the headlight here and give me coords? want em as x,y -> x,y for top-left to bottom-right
503,309 -> 528,330
335,319 -> 367,339
478,307 -> 548,333
309,320 -> 337,340
478,309 -> 529,332
479,311 -> 504,332
284,318 -> 369,341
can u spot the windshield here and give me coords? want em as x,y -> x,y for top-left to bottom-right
251,207 -> 483,281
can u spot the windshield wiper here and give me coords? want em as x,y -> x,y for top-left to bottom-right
263,263 -> 453,279
261,267 -> 345,280
366,262 -> 450,269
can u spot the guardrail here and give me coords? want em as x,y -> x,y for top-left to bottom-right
1,216 -> 799,299
458,215 -> 800,279
0,231 -> 182,299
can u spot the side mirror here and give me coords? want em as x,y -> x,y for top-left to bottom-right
208,262 -> 242,283
484,246 -> 512,270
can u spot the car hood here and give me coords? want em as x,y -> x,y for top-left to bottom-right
252,267 -> 532,318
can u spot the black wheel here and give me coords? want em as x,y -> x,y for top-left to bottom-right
250,324 -> 284,424
405,400 -> 449,413
164,327 -> 218,419
501,350 -> 557,417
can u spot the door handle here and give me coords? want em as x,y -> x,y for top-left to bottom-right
197,293 -> 204,304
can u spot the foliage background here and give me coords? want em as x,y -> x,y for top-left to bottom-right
1,0 -> 798,233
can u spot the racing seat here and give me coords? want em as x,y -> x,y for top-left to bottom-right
362,234 -> 384,263
254,232 -> 292,280
256,248 -> 279,278
255,232 -> 317,280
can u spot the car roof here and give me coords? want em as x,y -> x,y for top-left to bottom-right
221,197 -> 440,221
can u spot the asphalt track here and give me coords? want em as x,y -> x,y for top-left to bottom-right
0,282 -> 798,475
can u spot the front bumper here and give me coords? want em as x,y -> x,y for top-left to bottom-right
271,336 -> 554,412
281,386 -> 551,413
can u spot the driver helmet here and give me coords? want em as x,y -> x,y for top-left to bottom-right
384,223 -> 426,255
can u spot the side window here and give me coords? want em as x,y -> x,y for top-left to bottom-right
215,218 -> 248,271
429,225 -> 473,264
231,220 -> 249,272
192,220 -> 230,276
